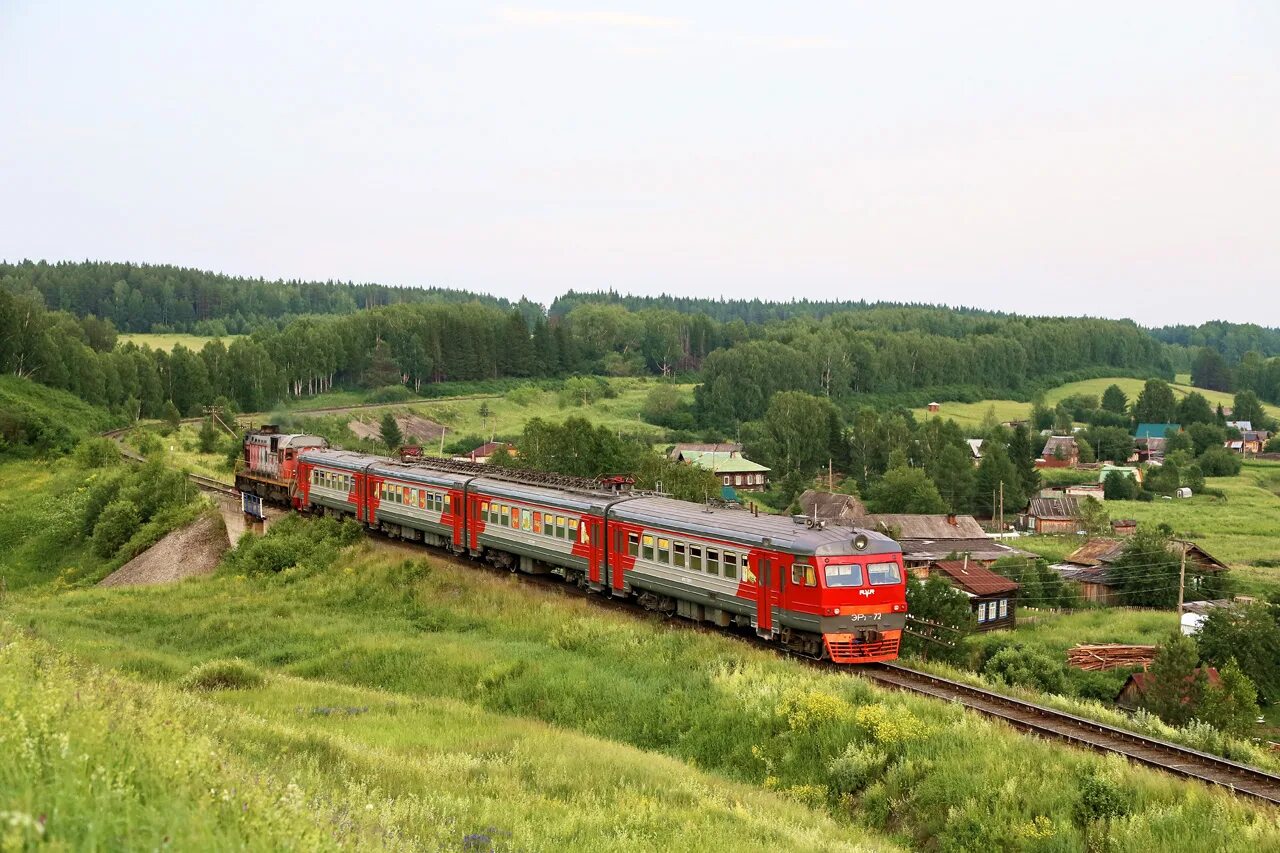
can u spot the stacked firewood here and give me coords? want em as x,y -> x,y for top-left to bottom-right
1066,644 -> 1157,671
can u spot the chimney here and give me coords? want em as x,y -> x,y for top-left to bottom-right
946,513 -> 958,526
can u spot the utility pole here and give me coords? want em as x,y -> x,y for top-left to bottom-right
828,457 -> 833,491
1176,539 -> 1188,624
998,480 -> 1004,531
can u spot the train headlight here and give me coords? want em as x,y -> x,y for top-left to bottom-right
853,534 -> 869,551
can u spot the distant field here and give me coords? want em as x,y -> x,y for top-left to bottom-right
912,376 -> 1270,429
119,333 -> 240,351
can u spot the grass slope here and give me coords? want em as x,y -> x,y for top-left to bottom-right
911,376 -> 1271,429
8,528 -> 1280,851
118,332 -> 241,351
0,375 -> 119,453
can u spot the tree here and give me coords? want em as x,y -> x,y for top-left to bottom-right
198,417 -> 220,454
901,574 -> 974,663
1103,469 -> 1139,500
1175,392 -> 1215,426
91,498 -> 141,557
379,413 -> 403,452
1191,347 -> 1233,391
161,400 -> 181,432
1134,379 -> 1177,424
640,384 -> 690,430
1187,422 -> 1227,456
975,442 -> 1025,520
1083,426 -> 1134,464
742,391 -> 838,480
1196,603 -> 1280,704
1008,424 -> 1041,498
1164,429 -> 1194,456
363,338 -> 401,388
1075,435 -> 1096,464
866,465 -> 947,514
478,401 -> 492,435
1144,458 -> 1180,495
1198,659 -> 1261,737
1197,446 -> 1242,476
1142,630 -> 1205,727
928,444 -> 976,514
1109,528 -> 1180,608
1078,496 -> 1111,535
1231,390 -> 1267,428
1101,383 -> 1129,414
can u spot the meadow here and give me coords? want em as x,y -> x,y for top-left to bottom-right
118,332 -> 242,351
6,515 -> 1280,851
910,376 -> 1269,429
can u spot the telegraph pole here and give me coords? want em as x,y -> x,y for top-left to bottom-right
1176,540 -> 1188,624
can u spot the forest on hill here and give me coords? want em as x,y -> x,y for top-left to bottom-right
3,260 -> 1280,459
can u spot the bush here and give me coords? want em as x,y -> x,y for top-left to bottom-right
73,437 -> 120,468
91,499 -> 141,557
1197,446 -> 1242,476
222,515 -> 362,576
178,658 -> 266,691
367,384 -> 414,404
982,645 -> 1068,694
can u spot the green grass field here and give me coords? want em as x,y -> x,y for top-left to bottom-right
5,505 -> 1280,850
118,332 -> 241,351
911,376 -> 1271,429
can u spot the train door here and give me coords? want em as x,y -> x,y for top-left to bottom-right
754,554 -> 772,634
585,517 -> 603,584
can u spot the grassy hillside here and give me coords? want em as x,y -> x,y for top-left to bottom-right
911,376 -> 1271,430
118,332 -> 241,351
7,521 -> 1280,851
0,375 -> 119,454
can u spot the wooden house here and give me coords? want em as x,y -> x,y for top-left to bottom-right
1116,668 -> 1221,711
1050,538 -> 1229,606
1021,496 -> 1083,534
922,558 -> 1020,631
1037,435 -> 1080,468
674,449 -> 770,492
860,513 -> 1034,569
798,490 -> 867,523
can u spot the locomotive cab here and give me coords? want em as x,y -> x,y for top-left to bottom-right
802,537 -> 907,664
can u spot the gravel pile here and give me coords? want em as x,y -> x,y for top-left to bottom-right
99,514 -> 229,587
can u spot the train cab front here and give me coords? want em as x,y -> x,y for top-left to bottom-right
811,542 -> 907,664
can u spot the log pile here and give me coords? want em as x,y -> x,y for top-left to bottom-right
1066,644 -> 1157,671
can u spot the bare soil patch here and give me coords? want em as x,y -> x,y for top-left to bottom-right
99,514 -> 229,587
347,413 -> 446,443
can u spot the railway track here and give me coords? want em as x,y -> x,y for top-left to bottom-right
861,662 -> 1280,805
186,473 -> 240,498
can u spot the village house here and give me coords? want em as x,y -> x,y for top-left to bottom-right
1134,423 -> 1181,461
674,449 -> 770,492
917,558 -> 1020,631
927,401 -> 941,413
1020,496 -> 1084,534
1050,538 -> 1229,606
1037,435 -> 1080,468
667,442 -> 743,461
1111,518 -> 1137,536
1115,668 -> 1220,711
1225,429 -> 1271,455
454,441 -> 516,464
859,513 -> 1034,569
1098,464 -> 1143,487
966,438 -> 984,464
798,490 -> 867,524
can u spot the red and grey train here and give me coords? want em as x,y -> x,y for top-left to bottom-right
236,427 -> 906,664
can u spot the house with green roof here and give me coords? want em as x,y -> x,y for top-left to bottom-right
675,449 -> 770,494
1134,423 -> 1181,461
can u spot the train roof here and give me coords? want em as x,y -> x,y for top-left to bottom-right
610,496 -> 902,558
299,449 -> 376,472
468,477 -> 619,513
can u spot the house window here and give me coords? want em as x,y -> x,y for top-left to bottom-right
999,599 -> 1008,619
658,538 -> 670,564
723,476 -> 731,486
673,542 -> 686,568
977,603 -> 987,623
706,548 -> 720,576
627,532 -> 639,557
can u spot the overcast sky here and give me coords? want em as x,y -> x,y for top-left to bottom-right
2,2 -> 1277,326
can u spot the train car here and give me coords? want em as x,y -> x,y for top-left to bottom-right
466,477 -> 621,586
297,449 -> 375,521
607,497 -> 906,663
235,426 -> 328,506
364,458 -> 471,550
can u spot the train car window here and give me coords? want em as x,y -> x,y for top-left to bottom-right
725,552 -> 740,580
642,535 -> 654,561
522,510 -> 533,532
557,516 -> 567,538
867,562 -> 902,586
689,545 -> 702,571
657,538 -> 670,564
805,565 -> 817,587
419,491 -> 426,509
706,548 -> 720,576
824,564 -> 864,588
568,518 -> 578,539
791,564 -> 804,586
673,542 -> 686,568
500,505 -> 509,525
722,550 -> 736,576
533,512 -> 542,534
627,533 -> 639,557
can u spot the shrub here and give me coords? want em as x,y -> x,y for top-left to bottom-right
91,499 -> 141,557
1197,446 -> 1242,476
178,658 -> 266,691
73,437 -> 120,468
505,383 -> 541,407
983,645 -> 1068,694
367,384 -> 413,404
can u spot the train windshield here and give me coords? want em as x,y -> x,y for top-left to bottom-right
823,563 -> 864,588
867,561 -> 903,586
